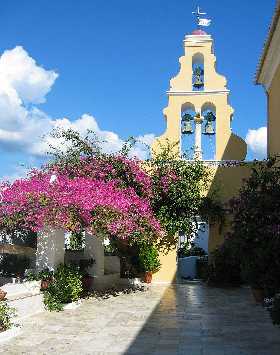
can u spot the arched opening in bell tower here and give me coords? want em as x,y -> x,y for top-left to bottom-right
201,102 -> 216,160
192,53 -> 204,91
181,102 -> 195,159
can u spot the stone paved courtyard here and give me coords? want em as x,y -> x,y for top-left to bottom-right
1,284 -> 280,355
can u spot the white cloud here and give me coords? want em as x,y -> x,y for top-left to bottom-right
37,114 -> 155,159
245,127 -> 267,159
0,46 -> 58,104
0,46 -> 155,174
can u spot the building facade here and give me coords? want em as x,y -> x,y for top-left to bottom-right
256,0 -> 280,157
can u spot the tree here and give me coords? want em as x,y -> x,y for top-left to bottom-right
228,157 -> 280,293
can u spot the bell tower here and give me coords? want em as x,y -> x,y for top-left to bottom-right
152,8 -> 246,161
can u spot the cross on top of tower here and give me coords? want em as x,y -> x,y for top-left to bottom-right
192,6 -> 212,29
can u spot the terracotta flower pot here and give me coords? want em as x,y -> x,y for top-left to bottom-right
82,275 -> 93,292
0,289 -> 7,301
251,287 -> 265,303
41,280 -> 50,290
143,272 -> 153,284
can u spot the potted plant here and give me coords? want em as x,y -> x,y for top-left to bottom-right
26,269 -> 54,291
78,258 -> 95,292
241,259 -> 265,303
38,269 -> 54,290
138,242 -> 161,284
0,289 -> 7,301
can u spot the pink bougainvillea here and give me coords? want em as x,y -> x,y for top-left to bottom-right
0,157 -> 164,242
47,155 -> 153,199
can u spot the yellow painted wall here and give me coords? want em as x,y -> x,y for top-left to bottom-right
268,63 -> 280,157
152,248 -> 177,284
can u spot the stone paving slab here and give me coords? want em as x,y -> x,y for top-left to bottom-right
0,284 -> 280,354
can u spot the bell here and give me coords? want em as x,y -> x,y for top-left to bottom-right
203,121 -> 215,135
181,120 -> 193,134
193,77 -> 204,89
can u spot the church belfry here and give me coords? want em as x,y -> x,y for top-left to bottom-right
152,7 -> 246,161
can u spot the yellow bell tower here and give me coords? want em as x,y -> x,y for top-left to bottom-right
152,7 -> 249,285
152,10 -> 246,161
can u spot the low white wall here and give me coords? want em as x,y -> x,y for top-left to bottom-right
177,256 -> 198,279
104,256 -> 120,275
2,281 -> 44,320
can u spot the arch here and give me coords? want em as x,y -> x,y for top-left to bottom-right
201,102 -> 216,160
192,52 -> 204,66
192,53 -> 204,91
181,103 -> 196,159
201,102 -> 216,114
181,102 -> 196,115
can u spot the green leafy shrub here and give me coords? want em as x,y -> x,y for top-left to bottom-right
138,243 -> 161,273
208,242 -> 242,287
0,301 -> 16,331
178,242 -> 206,258
26,268 -> 54,281
228,158 -> 280,294
148,141 -> 209,249
43,264 -> 83,312
68,231 -> 84,251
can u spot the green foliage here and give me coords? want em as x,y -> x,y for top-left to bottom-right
47,128 -> 103,167
43,264 -> 83,312
0,301 -> 16,331
104,241 -> 118,256
228,157 -> 280,293
178,242 -> 206,258
208,242 -> 243,287
199,196 -> 225,231
0,254 -> 30,277
138,242 -> 161,273
26,268 -> 53,282
0,230 -> 37,248
68,231 -> 84,251
75,258 -> 94,276
148,140 -> 210,249
46,130 -> 211,250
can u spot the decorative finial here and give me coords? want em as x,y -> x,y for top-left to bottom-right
192,6 -> 211,28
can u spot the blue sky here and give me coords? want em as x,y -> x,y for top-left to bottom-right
0,0 -> 275,179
